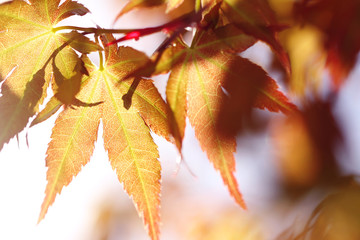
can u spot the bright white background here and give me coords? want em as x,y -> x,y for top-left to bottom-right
1,0 -> 360,239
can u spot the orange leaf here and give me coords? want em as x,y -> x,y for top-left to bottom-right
185,54 -> 246,208
38,88 -> 101,222
164,30 -> 252,209
217,56 -> 297,136
165,49 -> 189,142
163,25 -> 295,208
40,35 -> 175,240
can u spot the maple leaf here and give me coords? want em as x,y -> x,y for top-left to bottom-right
216,56 -> 297,136
221,0 -> 291,76
39,35 -> 175,240
52,53 -> 91,106
30,55 -> 101,127
0,0 -> 101,150
158,25 -> 295,209
30,97 -> 62,127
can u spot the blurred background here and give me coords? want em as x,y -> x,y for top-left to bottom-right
1,0 -> 360,239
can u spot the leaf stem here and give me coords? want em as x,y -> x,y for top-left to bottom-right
53,9 -> 204,46
95,36 -> 104,71
191,29 -> 204,48
195,0 -> 201,12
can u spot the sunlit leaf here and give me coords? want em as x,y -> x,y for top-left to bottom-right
30,96 -> 62,127
40,34 -> 176,240
52,54 -> 89,106
0,0 -> 92,150
61,31 -> 103,54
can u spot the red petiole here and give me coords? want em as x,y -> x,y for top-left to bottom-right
106,9 -> 204,46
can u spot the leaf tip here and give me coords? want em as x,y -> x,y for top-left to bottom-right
37,206 -> 48,224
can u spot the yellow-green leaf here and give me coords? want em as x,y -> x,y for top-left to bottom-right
39,84 -> 101,221
0,0 -> 90,149
52,54 -> 88,105
61,31 -> 103,54
30,96 -> 62,127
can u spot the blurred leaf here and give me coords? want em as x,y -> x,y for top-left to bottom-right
308,183 -> 360,240
295,0 -> 360,88
281,26 -> 326,95
221,0 -> 291,76
188,209 -> 264,240
277,181 -> 360,240
272,98 -> 343,194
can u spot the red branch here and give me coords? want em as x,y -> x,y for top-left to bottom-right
107,9 -> 204,46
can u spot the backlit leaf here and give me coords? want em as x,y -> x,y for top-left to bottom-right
38,80 -> 101,222
217,56 -> 297,136
30,96 -> 62,127
161,25 -> 293,209
52,54 -> 89,106
61,31 -> 103,54
0,0 -> 91,150
40,35 -> 175,240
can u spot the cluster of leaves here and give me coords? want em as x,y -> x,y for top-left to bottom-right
0,0 -> 358,239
